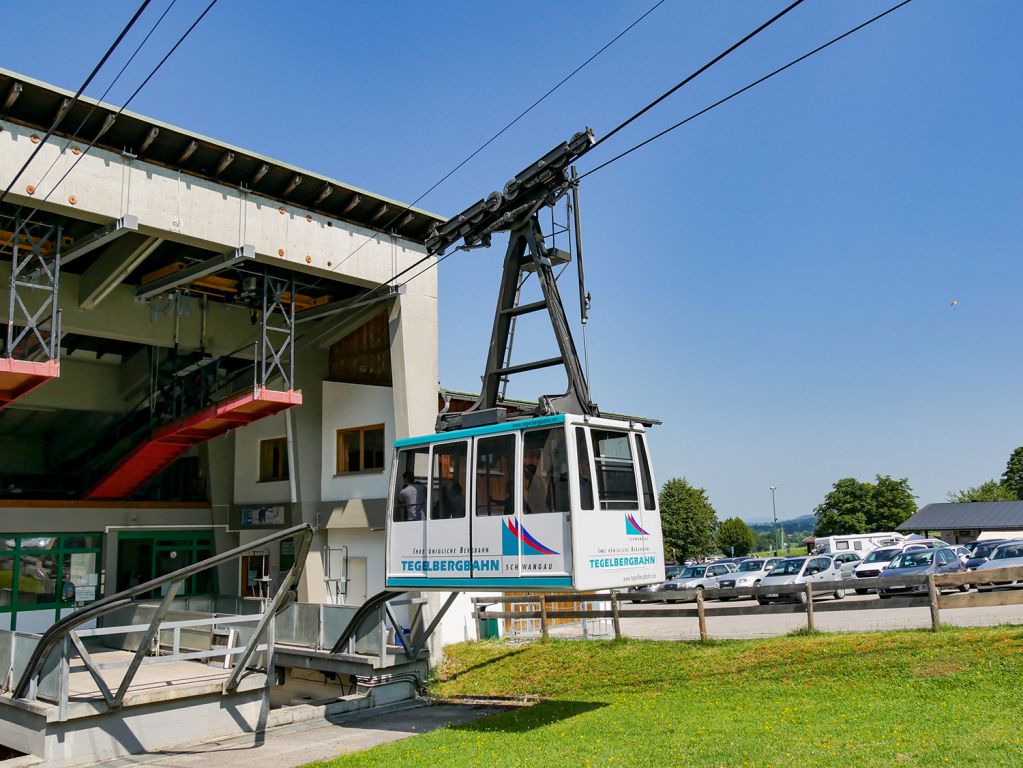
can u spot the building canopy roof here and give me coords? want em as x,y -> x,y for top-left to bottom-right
0,68 -> 444,243
897,501 -> 1023,531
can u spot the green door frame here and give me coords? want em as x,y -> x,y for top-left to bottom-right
1,533 -> 103,631
117,529 -> 217,597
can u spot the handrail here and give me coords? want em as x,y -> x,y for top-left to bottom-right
329,589 -> 405,654
14,522 -> 313,700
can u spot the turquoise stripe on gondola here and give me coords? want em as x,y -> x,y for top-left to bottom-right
386,576 -> 573,588
394,414 -> 566,448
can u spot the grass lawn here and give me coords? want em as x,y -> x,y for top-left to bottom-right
308,626 -> 1023,767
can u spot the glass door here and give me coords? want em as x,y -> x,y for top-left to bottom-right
426,440 -> 469,582
472,433 -> 517,580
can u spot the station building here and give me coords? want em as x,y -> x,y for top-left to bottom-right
0,68 -> 450,637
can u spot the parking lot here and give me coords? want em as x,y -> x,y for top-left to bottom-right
588,591 -> 1023,640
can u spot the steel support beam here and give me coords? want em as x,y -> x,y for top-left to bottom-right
68,630 -> 115,707
295,284 -> 404,325
136,244 -> 254,300
78,234 -> 162,309
112,581 -> 180,708
60,215 -> 139,267
410,592 -> 459,656
225,530 -> 312,693
300,296 -> 397,351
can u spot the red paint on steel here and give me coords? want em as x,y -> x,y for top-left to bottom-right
85,388 -> 302,500
0,358 -> 59,409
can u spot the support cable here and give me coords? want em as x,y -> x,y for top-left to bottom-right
306,0 -> 914,331
313,2 -> 808,307
0,0 -> 219,250
580,0 -> 914,180
584,0 -> 805,157
0,0 -> 154,205
310,0 -> 667,287
23,0 -> 180,201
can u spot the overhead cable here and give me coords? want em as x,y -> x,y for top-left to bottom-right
579,0 -> 914,180
584,0 -> 806,156
2,0 -> 219,246
313,0 -> 667,285
0,0 -> 154,205
307,0 -> 915,329
26,0 -> 180,199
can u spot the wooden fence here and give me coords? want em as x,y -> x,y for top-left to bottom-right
472,565 -> 1023,641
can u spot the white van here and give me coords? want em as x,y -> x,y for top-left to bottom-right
813,532 -> 905,556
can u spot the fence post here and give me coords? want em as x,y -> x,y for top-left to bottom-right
805,582 -> 815,632
611,592 -> 622,640
696,589 -> 708,642
927,575 -> 941,631
539,595 -> 549,640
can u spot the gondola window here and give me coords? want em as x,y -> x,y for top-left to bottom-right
522,428 -> 570,514
475,434 -> 516,516
431,441 -> 468,519
575,427 -> 595,511
393,446 -> 429,522
590,430 -> 639,510
636,434 -> 656,510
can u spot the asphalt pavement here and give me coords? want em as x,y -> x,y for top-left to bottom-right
85,702 -> 503,768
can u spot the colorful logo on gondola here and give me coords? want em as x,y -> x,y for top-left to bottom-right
503,519 -> 559,556
625,513 -> 650,536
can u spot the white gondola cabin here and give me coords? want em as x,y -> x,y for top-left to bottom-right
385,414 -> 665,591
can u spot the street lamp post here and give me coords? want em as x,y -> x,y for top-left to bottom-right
770,486 -> 781,555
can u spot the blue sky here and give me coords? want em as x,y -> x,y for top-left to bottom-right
2,1 -> 1021,523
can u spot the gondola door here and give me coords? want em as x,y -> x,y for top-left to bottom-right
471,432 -> 518,582
516,425 -> 572,581
425,439 -> 470,582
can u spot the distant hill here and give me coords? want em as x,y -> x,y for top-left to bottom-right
748,514 -> 815,535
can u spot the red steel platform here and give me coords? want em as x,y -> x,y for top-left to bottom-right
86,388 -> 302,500
0,358 -> 59,410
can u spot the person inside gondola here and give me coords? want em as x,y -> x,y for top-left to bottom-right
398,471 -> 426,521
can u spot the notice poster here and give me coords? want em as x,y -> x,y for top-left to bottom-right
241,504 -> 286,528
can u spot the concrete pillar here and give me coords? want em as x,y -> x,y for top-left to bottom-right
388,289 -> 438,440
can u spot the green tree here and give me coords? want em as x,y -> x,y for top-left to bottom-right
947,479 -> 1016,503
868,475 -> 917,530
717,517 -> 756,557
814,478 -> 872,536
658,477 -> 718,562
754,529 -> 776,553
1002,446 -> 1023,500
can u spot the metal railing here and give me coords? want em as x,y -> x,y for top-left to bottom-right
12,523 -> 313,708
473,564 -> 1023,641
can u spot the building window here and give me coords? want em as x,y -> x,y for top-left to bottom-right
0,533 -> 103,631
259,437 -> 289,482
337,424 -> 386,474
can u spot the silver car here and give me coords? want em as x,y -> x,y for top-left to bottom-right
716,558 -> 782,600
661,563 -> 735,602
758,555 -> 848,605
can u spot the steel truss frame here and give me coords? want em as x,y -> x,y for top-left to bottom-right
6,219 -> 61,362
261,270 -> 296,391
437,212 -> 595,431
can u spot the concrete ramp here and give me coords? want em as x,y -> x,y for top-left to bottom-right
0,663 -> 269,766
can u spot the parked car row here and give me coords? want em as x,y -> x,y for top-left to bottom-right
630,539 -> 1023,604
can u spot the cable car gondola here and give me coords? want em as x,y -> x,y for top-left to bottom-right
386,413 -> 662,591
384,128 -> 665,592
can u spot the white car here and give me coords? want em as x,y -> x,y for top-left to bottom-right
974,541 -> 1023,592
757,555 -> 847,605
661,562 -> 735,602
851,546 -> 904,593
716,558 -> 782,600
